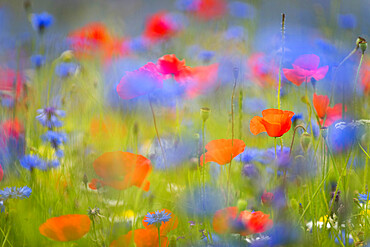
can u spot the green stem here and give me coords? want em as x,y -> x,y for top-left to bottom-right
226,68 -> 238,207
353,53 -> 364,116
158,226 -> 161,247
289,125 -> 307,157
148,96 -> 167,167
277,13 -> 285,110
202,120 -> 206,210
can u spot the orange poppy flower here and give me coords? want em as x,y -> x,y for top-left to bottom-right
39,214 -> 91,241
110,228 -> 168,247
142,209 -> 178,235
283,54 -> 328,86
89,151 -> 151,191
312,93 -> 345,127
90,116 -> 127,139
200,139 -> 246,166
212,207 -> 273,236
250,109 -> 295,137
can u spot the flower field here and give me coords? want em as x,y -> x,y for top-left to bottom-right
0,0 -> 369,246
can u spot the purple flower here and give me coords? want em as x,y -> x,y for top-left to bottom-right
36,107 -> 65,129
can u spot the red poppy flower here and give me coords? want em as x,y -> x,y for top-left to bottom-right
244,211 -> 273,234
68,22 -> 129,60
200,139 -> 246,166
142,209 -> 178,235
89,151 -> 151,191
212,207 -> 272,235
247,53 -> 278,88
283,54 -> 328,86
250,109 -> 295,137
361,61 -> 370,94
261,191 -> 274,206
117,62 -> 168,100
143,12 -> 179,42
39,214 -> 91,241
110,228 -> 168,247
0,68 -> 24,100
0,118 -> 24,146
313,93 -> 345,127
195,0 -> 227,21
0,164 -> 3,182
156,54 -> 190,81
182,63 -> 220,98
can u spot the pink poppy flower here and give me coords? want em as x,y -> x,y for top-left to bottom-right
116,62 -> 169,100
283,54 -> 328,86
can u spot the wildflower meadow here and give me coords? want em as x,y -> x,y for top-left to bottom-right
0,0 -> 369,246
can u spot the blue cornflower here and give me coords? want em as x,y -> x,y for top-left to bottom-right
42,131 -> 67,150
291,113 -> 303,123
55,62 -> 78,78
338,14 -> 357,29
175,0 -> 198,11
128,36 -> 149,53
30,12 -> 54,33
358,193 -> 370,204
238,148 -> 265,163
224,25 -> 245,40
144,210 -> 171,227
242,163 -> 258,177
0,186 -> 32,200
264,147 -> 291,168
198,50 -> 215,63
36,107 -> 65,129
30,54 -> 45,68
0,201 -> 4,213
228,1 -> 255,19
20,154 -> 45,171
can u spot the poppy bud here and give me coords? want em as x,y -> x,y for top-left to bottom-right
290,198 -> 299,212
59,50 -> 74,62
359,40 -> 367,54
24,0 -> 31,12
301,95 -> 310,105
200,107 -> 211,122
321,127 -> 328,139
133,122 -> 139,136
300,132 -> 311,152
237,199 -> 248,212
83,173 -> 88,188
356,37 -> 366,50
261,191 -> 274,206
233,67 -> 239,81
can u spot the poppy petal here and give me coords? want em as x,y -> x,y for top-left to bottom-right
293,54 -> 320,70
39,214 -> 91,242
260,119 -> 282,137
312,65 -> 329,81
200,139 -> 246,166
283,68 -> 305,86
250,116 -> 267,135
313,93 -> 329,119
